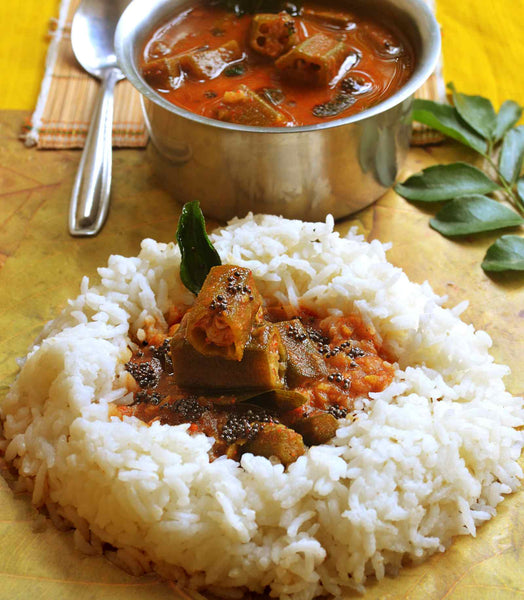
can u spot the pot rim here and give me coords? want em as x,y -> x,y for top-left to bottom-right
115,0 -> 441,134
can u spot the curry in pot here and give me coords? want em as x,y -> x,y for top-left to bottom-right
140,0 -> 415,127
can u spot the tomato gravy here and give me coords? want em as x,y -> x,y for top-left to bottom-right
141,1 -> 415,127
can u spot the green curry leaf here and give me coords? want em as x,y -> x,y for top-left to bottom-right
494,100 -> 523,142
395,163 -> 500,202
498,125 -> 524,184
448,83 -> 497,140
481,235 -> 524,272
400,86 -> 524,275
517,176 -> 524,205
176,201 -> 222,295
430,195 -> 524,236
412,99 -> 488,155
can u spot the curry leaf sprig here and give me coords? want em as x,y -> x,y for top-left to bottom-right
176,201 -> 221,295
395,83 -> 524,273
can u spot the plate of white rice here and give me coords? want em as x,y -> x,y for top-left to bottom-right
1,213 -> 523,599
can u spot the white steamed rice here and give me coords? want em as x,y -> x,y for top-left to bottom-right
1,213 -> 523,598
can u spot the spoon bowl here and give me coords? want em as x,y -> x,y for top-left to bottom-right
69,0 -> 131,236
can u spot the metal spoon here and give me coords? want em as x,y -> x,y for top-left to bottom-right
68,0 -> 130,236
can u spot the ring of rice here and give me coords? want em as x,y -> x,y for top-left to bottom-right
1,214 -> 523,598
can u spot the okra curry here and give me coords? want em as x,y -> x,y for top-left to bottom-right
119,263 -> 395,466
140,0 -> 414,126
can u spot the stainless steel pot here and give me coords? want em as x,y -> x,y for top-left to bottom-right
115,0 -> 441,221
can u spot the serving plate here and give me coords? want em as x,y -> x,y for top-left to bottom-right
0,109 -> 522,598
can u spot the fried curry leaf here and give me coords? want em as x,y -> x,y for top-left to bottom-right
224,63 -> 246,77
176,201 -> 222,295
312,93 -> 356,118
494,100 -> 523,142
430,196 -> 524,236
395,163 -> 500,202
498,126 -> 524,185
448,83 -> 497,141
481,235 -> 524,272
412,99 -> 487,155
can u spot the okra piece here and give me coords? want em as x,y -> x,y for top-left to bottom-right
180,265 -> 263,361
216,85 -> 286,126
302,7 -> 355,28
142,56 -> 181,89
171,324 -> 286,391
242,423 -> 306,466
275,33 -> 354,86
251,389 -> 308,411
179,40 -> 243,80
275,320 -> 328,386
293,413 -> 338,445
249,12 -> 297,58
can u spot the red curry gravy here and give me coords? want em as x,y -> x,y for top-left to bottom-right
118,305 -> 394,464
141,1 -> 414,127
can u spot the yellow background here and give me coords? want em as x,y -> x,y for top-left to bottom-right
1,0 -> 523,111
0,1 -> 523,599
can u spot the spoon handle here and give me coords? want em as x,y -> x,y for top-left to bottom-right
68,67 -> 121,236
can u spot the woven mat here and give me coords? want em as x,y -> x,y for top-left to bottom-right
22,0 -> 147,148
22,0 -> 444,149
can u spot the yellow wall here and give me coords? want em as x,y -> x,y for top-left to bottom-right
0,0 -> 523,111
0,0 -> 61,111
437,0 -> 524,110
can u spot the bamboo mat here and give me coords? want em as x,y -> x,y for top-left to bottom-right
22,0 -> 147,148
22,0 -> 444,149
